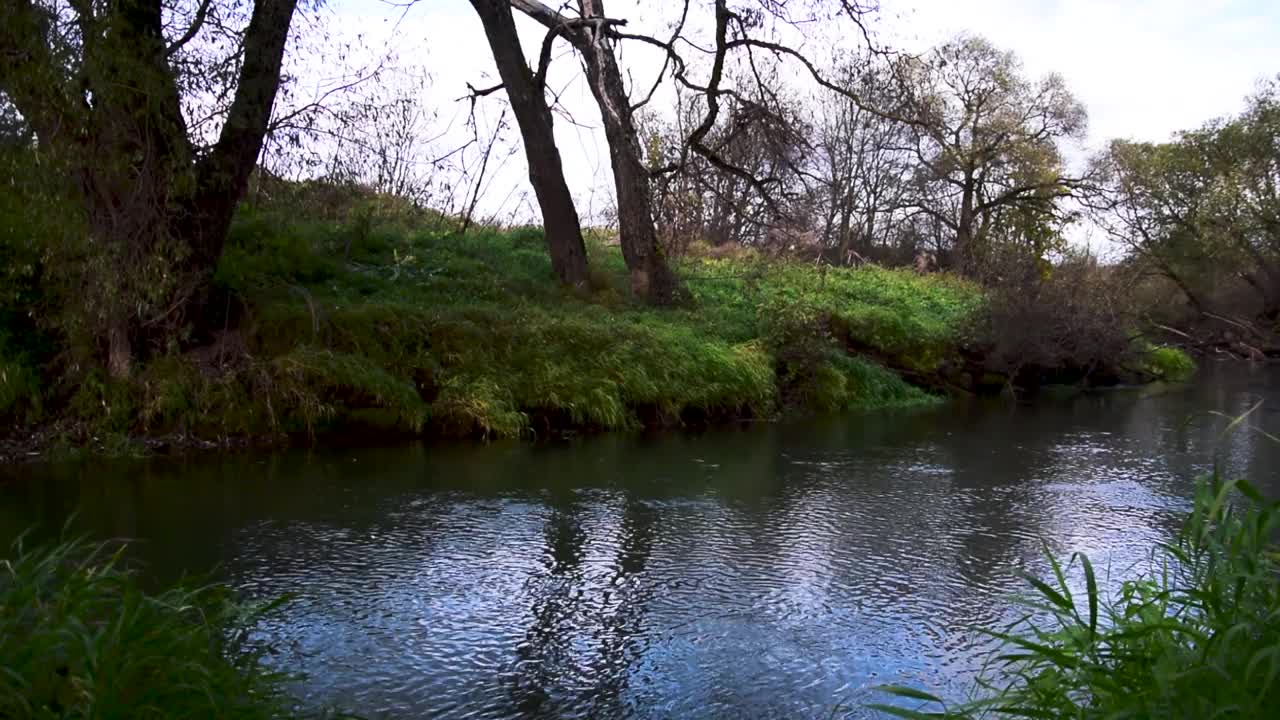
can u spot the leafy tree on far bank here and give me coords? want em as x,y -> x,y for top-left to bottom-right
1093,76 -> 1280,328
0,0 -> 299,378
887,34 -> 1088,276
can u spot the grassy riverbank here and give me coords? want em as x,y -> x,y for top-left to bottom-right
1,193 -> 986,454
0,186 -> 1196,457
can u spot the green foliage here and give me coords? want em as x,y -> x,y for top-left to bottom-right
873,474 -> 1280,719
67,370 -> 136,435
0,310 -> 43,421
207,205 -> 964,438
684,259 -> 984,370
1100,76 -> 1280,319
7,191 -> 987,445
0,535 -> 296,719
749,269 -> 948,411
271,346 -> 429,433
831,354 -> 936,409
0,143 -> 93,365
793,353 -> 935,412
1145,345 -> 1196,381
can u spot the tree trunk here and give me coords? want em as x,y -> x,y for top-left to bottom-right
107,317 -> 133,380
180,0 -> 300,275
955,181 -> 977,276
2,0 -> 299,378
862,207 -> 877,256
1240,269 -> 1280,322
469,0 -> 590,288
836,196 -> 854,264
574,0 -> 678,303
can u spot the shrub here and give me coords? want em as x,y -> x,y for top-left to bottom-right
977,252 -> 1140,382
1145,345 -> 1196,381
0,536 -> 296,719
874,474 -> 1280,718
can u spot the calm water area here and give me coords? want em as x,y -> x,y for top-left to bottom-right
4,360 -> 1279,718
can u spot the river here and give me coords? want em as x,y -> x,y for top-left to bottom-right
3,360 -> 1280,718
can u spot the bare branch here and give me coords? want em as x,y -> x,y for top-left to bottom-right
166,0 -> 214,58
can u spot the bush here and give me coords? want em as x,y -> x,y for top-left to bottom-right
1145,345 -> 1196,381
978,252 -> 1141,383
0,536 -> 296,719
874,474 -> 1280,718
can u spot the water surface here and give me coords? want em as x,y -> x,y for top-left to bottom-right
4,361 -> 1279,718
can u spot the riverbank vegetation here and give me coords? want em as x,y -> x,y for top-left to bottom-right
0,535 -> 297,719
3,183 -> 979,452
875,474 -> 1280,718
0,1 -> 1225,458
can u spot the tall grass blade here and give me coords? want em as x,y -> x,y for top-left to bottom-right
1077,552 -> 1098,636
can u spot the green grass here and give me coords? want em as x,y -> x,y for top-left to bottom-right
873,473 -> 1280,718
40,196 -> 980,444
0,534 -> 298,719
674,256 -> 984,365
3,186 -> 987,447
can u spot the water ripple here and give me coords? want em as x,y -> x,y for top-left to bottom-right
7,365 -> 1280,718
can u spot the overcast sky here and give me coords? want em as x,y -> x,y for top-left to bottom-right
322,0 -> 1280,227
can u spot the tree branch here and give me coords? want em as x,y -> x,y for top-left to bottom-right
166,0 -> 214,57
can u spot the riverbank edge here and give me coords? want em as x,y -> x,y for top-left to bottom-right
0,357 -> 1197,467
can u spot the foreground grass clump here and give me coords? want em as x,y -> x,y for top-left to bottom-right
0,536 -> 295,719
875,474 -> 1280,718
50,199 -> 975,443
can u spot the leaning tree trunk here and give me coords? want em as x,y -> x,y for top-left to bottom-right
575,0 -> 677,303
469,0 -> 590,289
179,0 -> 300,275
511,0 -> 678,304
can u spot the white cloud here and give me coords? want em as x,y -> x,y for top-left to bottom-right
886,0 -> 1280,147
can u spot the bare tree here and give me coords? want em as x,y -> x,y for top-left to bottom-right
650,76 -> 810,250
501,0 -> 677,302
810,64 -> 914,264
477,0 -> 885,274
